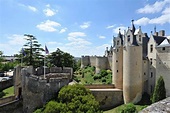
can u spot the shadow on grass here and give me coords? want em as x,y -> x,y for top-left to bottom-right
0,91 -> 8,98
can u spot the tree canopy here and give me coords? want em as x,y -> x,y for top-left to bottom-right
34,84 -> 102,113
151,76 -> 166,103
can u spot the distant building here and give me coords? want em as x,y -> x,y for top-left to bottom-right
81,20 -> 170,104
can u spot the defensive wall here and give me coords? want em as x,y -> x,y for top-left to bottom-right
81,56 -> 111,73
13,66 -> 73,113
0,99 -> 23,113
0,79 -> 13,91
85,85 -> 123,110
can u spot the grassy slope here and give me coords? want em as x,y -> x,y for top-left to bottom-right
0,86 -> 14,98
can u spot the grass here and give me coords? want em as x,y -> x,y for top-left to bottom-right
0,86 -> 14,98
74,66 -> 112,85
103,104 -> 147,113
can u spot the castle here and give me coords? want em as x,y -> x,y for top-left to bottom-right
81,20 -> 170,104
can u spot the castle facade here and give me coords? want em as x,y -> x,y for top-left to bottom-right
81,20 -> 170,104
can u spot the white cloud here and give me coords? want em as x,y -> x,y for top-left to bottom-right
80,22 -> 91,29
28,6 -> 37,12
134,17 -> 150,26
162,7 -> 170,14
68,32 -> 86,37
66,37 -> 91,46
47,41 -> 62,45
8,34 -> 26,45
98,35 -> 106,39
43,8 -> 58,17
136,0 -> 168,14
149,13 -> 170,24
106,24 -> 116,29
59,28 -> 67,33
113,26 -> 127,34
36,20 -> 61,32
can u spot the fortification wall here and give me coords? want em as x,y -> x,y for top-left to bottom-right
123,46 -> 143,104
156,47 -> 170,97
90,89 -> 123,110
96,57 -> 109,73
112,47 -> 123,89
21,67 -> 70,113
0,96 -> 15,105
0,100 -> 23,113
0,79 -> 13,91
143,60 -> 149,94
81,56 -> 90,68
89,56 -> 96,67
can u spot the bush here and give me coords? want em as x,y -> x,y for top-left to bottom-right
34,84 -> 102,113
100,70 -> 108,77
120,103 -> 137,113
151,76 -> 166,103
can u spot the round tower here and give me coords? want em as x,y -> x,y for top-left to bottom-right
112,31 -> 123,89
123,21 -> 143,104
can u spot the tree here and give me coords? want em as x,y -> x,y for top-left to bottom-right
34,84 -> 102,113
22,34 -> 44,67
48,48 -> 75,69
151,76 -> 166,103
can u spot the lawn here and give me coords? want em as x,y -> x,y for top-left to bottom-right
0,86 -> 14,98
104,104 -> 147,113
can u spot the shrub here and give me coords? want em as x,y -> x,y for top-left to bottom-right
100,70 -> 108,77
151,76 -> 166,103
120,103 -> 137,113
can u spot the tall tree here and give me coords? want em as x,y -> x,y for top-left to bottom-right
22,34 -> 44,67
151,76 -> 166,103
48,48 -> 74,68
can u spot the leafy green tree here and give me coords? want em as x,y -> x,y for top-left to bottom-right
48,48 -> 75,69
151,76 -> 166,103
21,34 -> 44,67
34,84 -> 102,113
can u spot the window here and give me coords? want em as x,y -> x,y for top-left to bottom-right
144,72 -> 146,75
116,60 -> 118,63
150,58 -> 152,65
117,49 -> 119,52
150,85 -> 153,93
162,47 -> 165,51
128,35 -> 130,42
150,45 -> 153,53
117,70 -> 118,73
151,72 -> 153,78
139,35 -> 141,41
117,40 -> 119,45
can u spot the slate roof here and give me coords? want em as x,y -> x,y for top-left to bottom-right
153,35 -> 166,45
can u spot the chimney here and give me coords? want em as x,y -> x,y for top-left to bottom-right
154,32 -> 158,36
159,30 -> 165,36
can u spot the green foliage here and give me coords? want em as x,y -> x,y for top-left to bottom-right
19,34 -> 44,68
35,84 -> 102,113
151,76 -> 166,103
75,66 -> 112,84
120,103 -> 137,113
47,48 -> 76,70
0,86 -> 14,98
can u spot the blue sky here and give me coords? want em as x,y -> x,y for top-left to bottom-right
0,0 -> 170,57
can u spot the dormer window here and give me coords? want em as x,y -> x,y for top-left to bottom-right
162,47 -> 165,51
139,35 -> 141,42
117,40 -> 119,45
128,35 -> 130,42
150,45 -> 153,53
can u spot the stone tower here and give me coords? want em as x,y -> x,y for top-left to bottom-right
112,30 -> 123,89
123,20 -> 143,104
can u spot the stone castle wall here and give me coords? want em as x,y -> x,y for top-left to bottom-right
81,56 -> 110,73
156,46 -> 170,97
21,66 -> 71,113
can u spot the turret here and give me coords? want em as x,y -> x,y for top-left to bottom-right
123,21 -> 143,104
112,29 -> 123,89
